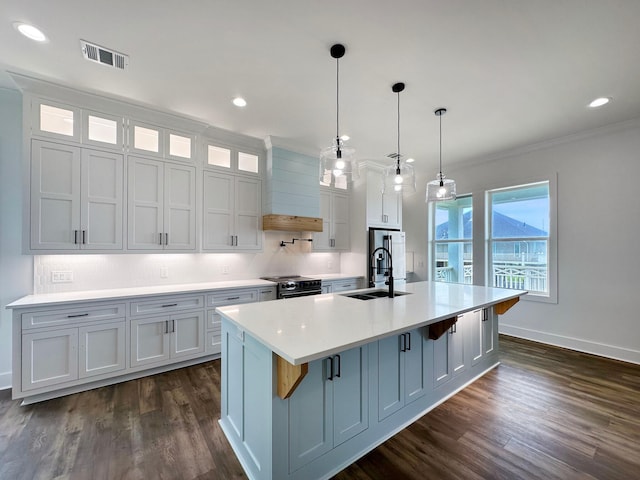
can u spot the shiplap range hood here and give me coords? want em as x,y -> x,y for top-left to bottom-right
262,138 -> 323,232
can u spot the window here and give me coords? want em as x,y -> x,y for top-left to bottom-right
431,195 -> 472,284
488,181 -> 552,298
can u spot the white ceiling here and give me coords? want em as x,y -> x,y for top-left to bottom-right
2,0 -> 640,175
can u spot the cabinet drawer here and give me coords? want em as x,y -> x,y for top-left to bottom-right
130,295 -> 204,317
22,303 -> 126,330
207,310 -> 222,330
206,330 -> 221,354
207,289 -> 257,307
329,279 -> 360,293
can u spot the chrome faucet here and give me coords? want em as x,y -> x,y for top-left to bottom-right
370,247 -> 394,298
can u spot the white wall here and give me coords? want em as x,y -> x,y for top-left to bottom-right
33,232 -> 341,293
0,88 -> 33,388
404,119 -> 640,364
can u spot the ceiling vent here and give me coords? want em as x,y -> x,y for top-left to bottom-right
80,40 -> 129,70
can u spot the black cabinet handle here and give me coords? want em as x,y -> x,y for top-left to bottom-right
406,332 -> 411,351
159,233 -> 163,245
161,303 -> 178,308
165,320 -> 169,334
482,308 -> 488,322
82,230 -> 86,244
327,356 -> 334,381
74,230 -> 79,244
67,313 -> 89,318
226,296 -> 240,301
334,354 -> 341,378
400,334 -> 406,352
172,319 -> 176,333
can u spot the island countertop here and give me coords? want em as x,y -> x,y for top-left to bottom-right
216,281 -> 525,365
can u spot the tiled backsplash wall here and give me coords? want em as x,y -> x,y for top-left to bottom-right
34,233 -> 341,293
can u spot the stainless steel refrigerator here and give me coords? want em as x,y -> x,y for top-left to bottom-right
368,228 -> 406,288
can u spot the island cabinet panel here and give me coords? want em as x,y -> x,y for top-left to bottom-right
289,345 -> 369,472
378,328 -> 427,421
483,308 -> 498,355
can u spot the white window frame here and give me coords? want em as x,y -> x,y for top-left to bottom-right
486,177 -> 558,304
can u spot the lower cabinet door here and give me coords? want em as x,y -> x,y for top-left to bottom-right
469,310 -> 484,366
22,328 -> 79,391
403,328 -> 427,405
483,309 -> 497,355
289,358 -> 333,473
433,330 -> 452,388
378,335 -> 403,420
333,345 -> 368,446
131,316 -> 171,367
78,321 -> 126,378
171,311 -> 204,358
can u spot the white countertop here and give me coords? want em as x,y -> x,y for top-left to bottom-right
6,279 -> 277,308
217,281 -> 526,365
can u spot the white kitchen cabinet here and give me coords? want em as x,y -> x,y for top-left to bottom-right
30,140 -> 123,251
78,321 -> 126,378
19,301 -> 127,392
366,168 -> 402,229
322,277 -> 361,294
130,311 -> 204,367
288,345 -> 368,472
432,313 -> 470,388
127,156 -> 197,251
22,328 -> 79,391
378,328 -> 427,420
313,189 -> 350,251
203,172 -> 262,251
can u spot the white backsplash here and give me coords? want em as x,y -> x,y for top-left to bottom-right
34,233 -> 341,293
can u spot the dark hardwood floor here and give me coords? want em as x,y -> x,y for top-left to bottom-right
1,336 -> 638,480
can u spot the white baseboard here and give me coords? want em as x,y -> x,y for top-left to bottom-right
0,371 -> 11,391
500,324 -> 640,365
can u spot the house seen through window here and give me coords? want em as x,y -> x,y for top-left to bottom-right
432,195 -> 472,284
488,181 -> 550,296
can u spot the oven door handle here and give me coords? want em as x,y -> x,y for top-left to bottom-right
279,290 -> 322,299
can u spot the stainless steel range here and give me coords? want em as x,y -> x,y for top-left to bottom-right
261,275 -> 322,299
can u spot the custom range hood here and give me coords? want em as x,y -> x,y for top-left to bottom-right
262,137 -> 323,232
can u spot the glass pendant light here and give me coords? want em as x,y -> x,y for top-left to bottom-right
383,82 -> 416,195
426,108 -> 456,202
320,44 -> 358,184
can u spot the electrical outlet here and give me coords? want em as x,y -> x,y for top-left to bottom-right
51,271 -> 73,283
222,265 -> 230,275
160,266 -> 169,278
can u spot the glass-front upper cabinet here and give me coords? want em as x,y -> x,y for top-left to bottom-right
129,119 -> 195,162
33,100 -> 81,142
204,140 -> 261,175
83,111 -> 124,149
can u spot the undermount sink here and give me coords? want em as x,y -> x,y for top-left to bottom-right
341,289 -> 411,301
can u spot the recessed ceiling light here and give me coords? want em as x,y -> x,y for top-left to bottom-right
406,158 -> 415,163
588,97 -> 611,108
340,135 -> 350,141
232,97 -> 247,107
14,22 -> 48,42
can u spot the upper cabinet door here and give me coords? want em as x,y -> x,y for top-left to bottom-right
313,191 -> 332,250
80,149 -> 123,250
366,168 -> 402,229
127,156 -> 164,250
332,192 -> 350,250
83,111 -> 124,150
33,100 -> 81,143
30,140 -> 82,250
129,121 -> 164,158
234,177 -> 262,250
203,172 -> 235,250
163,163 -> 196,250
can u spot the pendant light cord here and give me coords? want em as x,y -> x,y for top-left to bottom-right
439,112 -> 443,185
397,90 -> 401,171
336,56 -> 340,142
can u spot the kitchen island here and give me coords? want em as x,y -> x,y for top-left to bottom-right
216,281 -> 525,480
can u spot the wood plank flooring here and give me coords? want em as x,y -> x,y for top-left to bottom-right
1,335 -> 638,480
